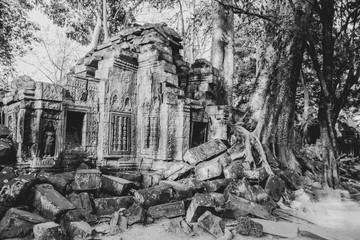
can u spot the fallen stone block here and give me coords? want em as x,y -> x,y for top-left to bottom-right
203,178 -> 230,193
251,218 -> 298,238
0,174 -> 37,206
148,201 -> 185,219
195,157 -> 223,181
185,193 -> 217,223
197,211 -> 225,238
101,175 -> 137,196
68,221 -> 95,240
163,162 -> 193,181
72,169 -> 102,191
38,171 -> 74,194
159,180 -> 195,200
280,169 -> 304,190
224,179 -> 255,202
134,185 -> 174,208
177,177 -> 205,192
67,192 -> 93,213
224,194 -> 271,220
314,188 -> 341,202
223,160 -> 245,179
33,221 -> 65,240
244,167 -> 268,181
294,188 -> 311,203
227,141 -> 246,161
0,166 -> 16,189
33,183 -> 76,220
109,210 -> 127,235
64,209 -> 98,223
113,171 -> 142,184
128,203 -> 146,225
141,171 -> 162,188
252,185 -> 269,203
183,139 -> 228,166
265,175 -> 285,202
94,196 -> 135,216
236,216 -> 263,237
169,217 -> 196,236
0,208 -> 47,239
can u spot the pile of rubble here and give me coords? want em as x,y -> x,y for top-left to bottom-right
0,139 -> 353,240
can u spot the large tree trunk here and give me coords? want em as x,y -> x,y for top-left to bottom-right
211,0 -> 234,105
250,0 -> 311,169
103,0 -> 109,41
89,10 -> 102,50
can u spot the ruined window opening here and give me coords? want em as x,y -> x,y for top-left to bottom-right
190,121 -> 208,148
110,112 -> 131,155
65,111 -> 85,149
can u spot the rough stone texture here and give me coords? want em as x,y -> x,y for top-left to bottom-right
134,185 -> 174,208
224,194 -> 271,220
128,203 -> 146,225
203,178 -> 230,193
38,171 -> 74,194
195,157 -> 223,181
177,177 -> 205,192
67,192 -> 93,213
183,139 -> 227,166
141,171 -> 163,188
147,201 -> 185,219
0,174 -> 37,207
224,179 -> 255,202
159,180 -> 195,200
265,175 -> 285,202
72,169 -> 102,191
185,193 -> 217,223
109,211 -> 127,235
227,141 -> 246,161
314,188 -> 342,202
64,209 -> 98,223
101,175 -> 137,196
243,167 -> 269,181
223,160 -> 245,179
163,162 -> 193,181
251,218 -> 298,238
94,196 -> 134,216
68,221 -> 95,240
252,185 -> 269,203
0,166 -> 16,189
280,169 -> 305,190
33,221 -> 65,240
112,171 -> 142,184
197,211 -> 225,238
236,216 -> 263,237
0,208 -> 47,239
33,183 -> 76,220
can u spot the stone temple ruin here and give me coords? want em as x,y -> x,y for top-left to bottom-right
0,23 -> 228,170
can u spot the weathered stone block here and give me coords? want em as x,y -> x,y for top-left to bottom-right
64,209 -> 98,223
227,141 -> 246,161
223,160 -> 245,179
93,196 -> 134,215
134,185 -> 174,208
113,171 -> 142,183
0,166 -> 16,189
0,174 -> 37,206
38,171 -> 74,194
251,218 -> 298,238
109,211 -> 127,235
159,180 -> 195,200
236,216 -> 263,237
101,175 -> 136,196
203,178 -> 230,193
224,179 -> 255,202
224,194 -> 271,220
197,211 -> 225,238
33,184 -> 76,220
128,203 -> 146,225
72,169 -> 102,191
0,208 -> 47,239
163,162 -> 193,181
265,175 -> 285,202
141,171 -> 162,188
147,201 -> 185,219
185,193 -> 217,223
252,185 -> 269,203
33,221 -> 65,240
177,177 -> 205,192
68,221 -> 95,240
243,167 -> 269,181
195,157 -> 223,181
183,139 -> 227,166
280,169 -> 305,190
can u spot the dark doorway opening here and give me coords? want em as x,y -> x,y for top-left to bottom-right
190,122 -> 208,148
65,111 -> 85,148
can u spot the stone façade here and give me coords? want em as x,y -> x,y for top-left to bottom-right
0,23 -> 228,171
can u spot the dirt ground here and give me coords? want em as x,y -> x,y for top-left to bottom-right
96,200 -> 360,240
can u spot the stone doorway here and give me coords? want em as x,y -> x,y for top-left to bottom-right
65,111 -> 85,149
190,121 -> 208,148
